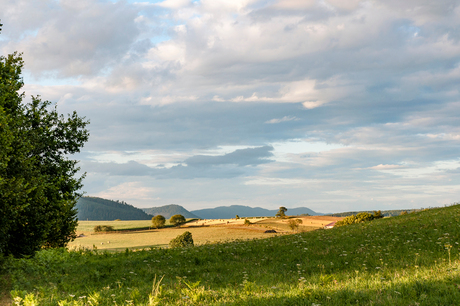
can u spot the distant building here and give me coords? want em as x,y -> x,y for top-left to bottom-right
324,221 -> 336,229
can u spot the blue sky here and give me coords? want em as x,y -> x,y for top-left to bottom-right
1,0 -> 460,213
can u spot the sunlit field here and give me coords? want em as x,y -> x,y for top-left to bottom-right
3,206 -> 460,305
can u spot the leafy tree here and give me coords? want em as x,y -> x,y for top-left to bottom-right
235,215 -> 240,219
275,207 -> 287,218
288,218 -> 303,231
169,214 -> 186,226
0,23 -> 89,257
373,210 -> 384,219
336,212 -> 375,227
169,231 -> 194,248
244,218 -> 251,226
152,215 -> 166,229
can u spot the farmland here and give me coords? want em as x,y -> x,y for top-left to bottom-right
68,216 -> 334,251
2,205 -> 460,305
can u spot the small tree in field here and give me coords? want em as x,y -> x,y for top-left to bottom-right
170,214 -> 186,226
276,207 -> 287,218
169,231 -> 194,248
244,218 -> 251,226
152,215 -> 166,228
288,219 -> 303,231
235,215 -> 240,219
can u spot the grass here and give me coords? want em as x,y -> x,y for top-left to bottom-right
2,204 -> 460,305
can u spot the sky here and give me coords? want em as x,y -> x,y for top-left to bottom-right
1,0 -> 460,213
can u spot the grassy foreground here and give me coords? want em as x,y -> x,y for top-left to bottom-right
2,205 -> 460,305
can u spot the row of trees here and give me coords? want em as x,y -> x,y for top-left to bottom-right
335,211 -> 384,227
152,214 -> 186,228
0,22 -> 90,257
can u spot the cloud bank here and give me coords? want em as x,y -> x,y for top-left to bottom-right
1,0 -> 459,212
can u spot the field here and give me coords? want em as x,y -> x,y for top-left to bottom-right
2,206 -> 460,305
68,217 -> 334,251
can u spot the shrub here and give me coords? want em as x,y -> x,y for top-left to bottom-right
94,225 -> 114,232
244,219 -> 251,226
288,218 -> 303,231
336,212 -> 375,227
373,210 -> 384,219
169,231 -> 194,248
170,214 -> 186,226
152,215 -> 166,229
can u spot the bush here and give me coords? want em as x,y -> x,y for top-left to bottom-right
336,212 -> 375,227
152,215 -> 166,229
288,218 -> 303,231
94,225 -> 114,232
169,231 -> 194,248
244,219 -> 251,226
170,214 -> 186,226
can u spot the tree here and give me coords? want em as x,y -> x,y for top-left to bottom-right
0,23 -> 89,257
169,231 -> 194,248
152,215 -> 166,229
169,214 -> 186,226
235,215 -> 240,219
373,210 -> 384,219
276,207 -> 287,218
288,218 -> 303,231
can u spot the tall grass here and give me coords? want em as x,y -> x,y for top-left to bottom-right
2,204 -> 460,305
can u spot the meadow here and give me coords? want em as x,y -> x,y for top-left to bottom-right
2,205 -> 460,305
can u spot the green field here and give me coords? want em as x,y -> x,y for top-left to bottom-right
2,205 -> 460,305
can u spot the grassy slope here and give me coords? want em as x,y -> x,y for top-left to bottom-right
3,205 -> 460,305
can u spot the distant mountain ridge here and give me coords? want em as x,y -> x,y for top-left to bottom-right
76,197 -> 153,221
190,205 -> 321,219
141,205 -> 200,219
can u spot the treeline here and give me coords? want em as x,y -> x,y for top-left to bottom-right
326,209 -> 420,218
76,197 -> 153,221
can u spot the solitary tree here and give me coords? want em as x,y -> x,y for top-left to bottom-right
276,207 -> 287,218
152,215 -> 166,228
170,214 -> 186,226
0,22 -> 89,257
288,219 -> 303,231
169,231 -> 194,248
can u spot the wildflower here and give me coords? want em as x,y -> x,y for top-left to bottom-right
69,295 -> 75,298
79,296 -> 86,299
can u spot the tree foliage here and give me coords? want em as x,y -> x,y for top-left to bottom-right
275,207 -> 287,218
169,231 -> 194,248
152,215 -> 166,229
335,212 -> 375,227
288,218 -> 303,231
169,214 -> 186,226
0,26 -> 89,257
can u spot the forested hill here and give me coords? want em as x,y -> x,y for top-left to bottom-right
142,205 -> 200,219
190,205 -> 320,219
76,197 -> 153,221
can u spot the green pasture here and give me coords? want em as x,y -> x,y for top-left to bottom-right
2,204 -> 460,305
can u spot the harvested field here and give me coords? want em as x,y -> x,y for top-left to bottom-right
68,223 -> 280,251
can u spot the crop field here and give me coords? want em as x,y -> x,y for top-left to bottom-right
2,205 -> 460,305
69,216 -> 335,251
68,226 -> 280,251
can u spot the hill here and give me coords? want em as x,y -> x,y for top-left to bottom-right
5,204 -> 460,305
141,204 -> 200,219
191,204 -> 320,219
76,197 -> 153,221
